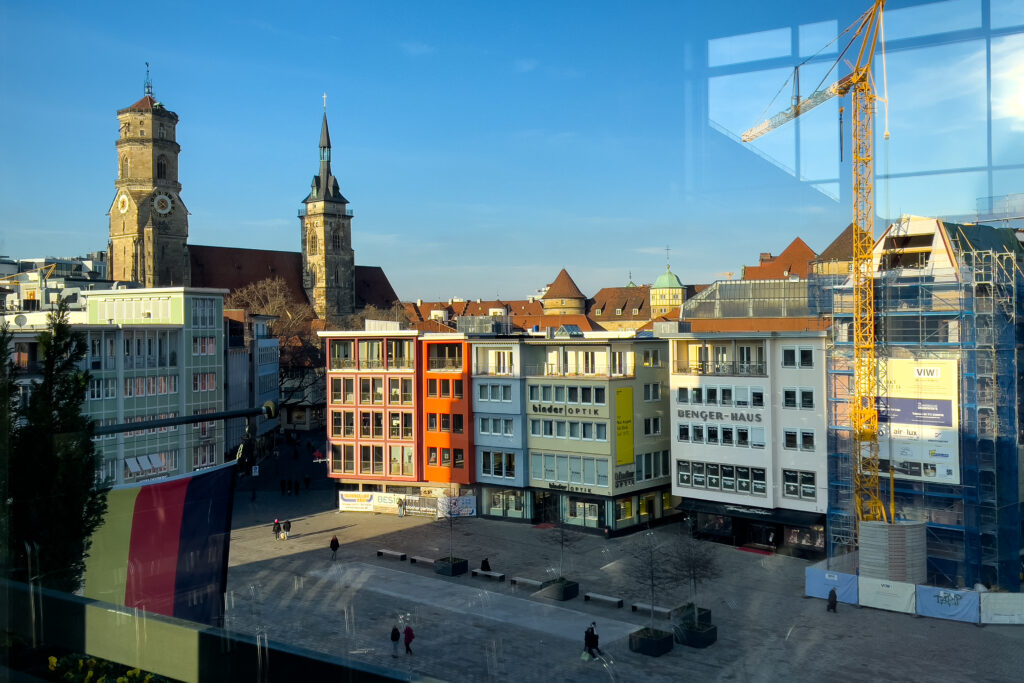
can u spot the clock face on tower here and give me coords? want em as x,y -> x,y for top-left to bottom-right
153,193 -> 174,215
117,194 -> 130,214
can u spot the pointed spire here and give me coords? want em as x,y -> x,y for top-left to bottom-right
320,112 -> 332,150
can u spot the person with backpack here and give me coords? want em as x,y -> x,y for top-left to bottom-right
283,519 -> 292,540
390,624 -> 401,658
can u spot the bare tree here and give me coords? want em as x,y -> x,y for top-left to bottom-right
671,524 -> 722,618
225,277 -> 316,339
332,302 -> 410,331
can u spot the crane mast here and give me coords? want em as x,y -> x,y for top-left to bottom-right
742,0 -> 889,525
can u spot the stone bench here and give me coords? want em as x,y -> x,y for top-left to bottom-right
631,602 -> 672,619
409,555 -> 435,567
510,577 -> 544,589
471,569 -> 506,582
376,549 -> 406,561
584,592 -> 623,608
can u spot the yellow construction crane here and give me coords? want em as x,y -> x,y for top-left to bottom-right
742,0 -> 889,524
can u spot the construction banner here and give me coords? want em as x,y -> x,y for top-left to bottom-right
858,576 -> 916,614
805,567 -> 858,605
916,586 -> 980,623
980,593 -> 1024,624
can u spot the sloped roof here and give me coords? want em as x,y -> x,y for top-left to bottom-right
542,269 -> 586,300
189,245 -> 307,304
589,285 -> 650,320
942,221 -> 1024,258
354,266 -> 399,309
118,95 -> 176,119
511,314 -> 599,333
815,223 -> 854,262
742,237 -> 817,280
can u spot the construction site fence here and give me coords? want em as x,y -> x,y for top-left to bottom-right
805,558 -> 1024,624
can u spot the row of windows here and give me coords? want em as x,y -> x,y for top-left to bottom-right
643,417 -> 662,436
193,443 -> 217,469
782,388 -> 815,409
191,297 -> 219,329
329,377 -> 415,405
636,450 -> 670,482
677,386 -> 763,407
193,408 -> 217,437
331,444 -> 417,476
329,339 -> 415,370
643,383 -> 661,401
528,384 -> 607,405
427,412 -> 465,433
122,375 -> 179,398
675,460 -> 817,501
124,450 -> 178,480
781,347 -> 815,369
88,330 -> 181,369
479,417 -> 514,436
477,383 -> 513,402
428,446 -> 465,468
94,412 -> 179,439
192,336 -> 216,356
784,429 -> 816,451
531,452 -> 610,487
192,372 -> 217,392
678,423 -> 766,449
427,378 -> 464,399
677,460 -> 767,496
330,410 -> 415,439
530,419 -> 608,441
480,451 -> 516,478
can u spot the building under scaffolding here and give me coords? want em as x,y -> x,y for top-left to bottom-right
815,216 -> 1024,590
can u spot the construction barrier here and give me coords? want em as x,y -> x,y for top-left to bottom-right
858,577 -> 916,614
915,585 -> 980,623
805,567 -> 858,605
980,593 -> 1024,624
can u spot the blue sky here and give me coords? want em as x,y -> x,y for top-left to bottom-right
1,1 -> 1022,300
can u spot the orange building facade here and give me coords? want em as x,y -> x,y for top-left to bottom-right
321,330 -> 421,486
421,335 -> 474,488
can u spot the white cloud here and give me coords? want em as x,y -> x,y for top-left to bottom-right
513,58 -> 539,73
400,41 -> 436,57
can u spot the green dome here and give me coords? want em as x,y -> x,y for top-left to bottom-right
652,267 -> 684,290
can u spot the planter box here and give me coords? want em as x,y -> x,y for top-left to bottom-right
539,579 -> 579,601
676,603 -> 712,627
434,558 -> 468,576
628,628 -> 674,657
674,623 -> 718,648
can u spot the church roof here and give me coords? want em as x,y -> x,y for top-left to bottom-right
118,94 -> 177,118
542,269 -> 586,300
652,266 -> 684,290
320,113 -> 331,148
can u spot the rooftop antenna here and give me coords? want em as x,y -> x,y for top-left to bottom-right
144,62 -> 153,97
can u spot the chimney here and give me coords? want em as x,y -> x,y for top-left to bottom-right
760,252 -> 772,263
416,299 -> 422,306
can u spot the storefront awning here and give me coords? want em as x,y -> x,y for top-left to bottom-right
676,498 -> 824,528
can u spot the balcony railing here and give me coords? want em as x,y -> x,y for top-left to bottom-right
329,359 -> 356,370
428,358 -> 463,371
474,365 -> 514,376
523,363 -> 634,378
358,360 -> 385,370
674,361 -> 767,377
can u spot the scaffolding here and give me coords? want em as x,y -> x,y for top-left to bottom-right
815,221 -> 1024,589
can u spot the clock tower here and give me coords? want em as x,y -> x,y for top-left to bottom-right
109,72 -> 190,287
301,107 -> 355,319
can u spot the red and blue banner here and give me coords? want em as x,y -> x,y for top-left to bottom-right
83,462 -> 235,625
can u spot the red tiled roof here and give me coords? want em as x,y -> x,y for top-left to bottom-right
742,237 -> 817,280
588,285 -> 651,320
542,269 -> 586,300
189,245 -> 307,304
510,314 -> 599,332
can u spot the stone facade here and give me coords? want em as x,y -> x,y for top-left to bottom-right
301,113 -> 355,320
108,91 -> 190,287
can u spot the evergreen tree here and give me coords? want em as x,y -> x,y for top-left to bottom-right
6,300 -> 109,592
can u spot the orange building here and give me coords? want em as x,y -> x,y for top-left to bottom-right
421,335 -> 474,488
319,330 -> 421,488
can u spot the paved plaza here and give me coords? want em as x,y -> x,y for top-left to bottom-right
225,482 -> 1024,682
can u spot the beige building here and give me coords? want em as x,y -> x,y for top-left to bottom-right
108,80 -> 190,288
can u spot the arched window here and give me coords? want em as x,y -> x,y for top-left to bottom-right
119,156 -> 128,178
332,229 -> 340,250
308,233 -> 318,255
157,156 -> 167,180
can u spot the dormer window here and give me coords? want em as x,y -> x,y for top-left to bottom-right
615,308 -> 622,315
632,308 -> 639,315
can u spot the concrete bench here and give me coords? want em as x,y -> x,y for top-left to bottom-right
585,592 -> 623,608
376,549 -> 406,561
409,555 -> 435,567
471,569 -> 506,582
510,577 -> 544,589
631,602 -> 672,619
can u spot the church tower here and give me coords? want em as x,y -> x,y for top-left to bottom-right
108,70 -> 190,287
301,107 -> 355,319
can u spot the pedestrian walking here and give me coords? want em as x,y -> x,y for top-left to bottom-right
330,535 -> 340,560
397,498 -> 405,517
390,625 -> 401,658
273,519 -> 281,540
403,625 -> 415,655
584,623 -> 601,659
827,587 -> 838,613
283,519 -> 292,540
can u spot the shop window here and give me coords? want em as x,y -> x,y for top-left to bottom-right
616,498 -> 633,520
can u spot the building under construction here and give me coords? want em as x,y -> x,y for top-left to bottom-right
818,216 -> 1024,590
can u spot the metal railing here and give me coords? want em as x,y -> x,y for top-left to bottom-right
523,363 -> 634,378
428,358 -> 463,371
673,361 -> 767,377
